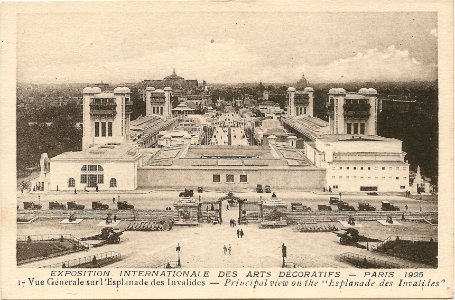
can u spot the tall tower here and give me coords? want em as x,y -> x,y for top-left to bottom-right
327,88 -> 346,134
82,86 -> 132,150
286,87 -> 296,117
144,86 -> 173,119
287,86 -> 314,117
327,88 -> 378,135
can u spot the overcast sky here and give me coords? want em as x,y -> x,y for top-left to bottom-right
17,12 -> 437,84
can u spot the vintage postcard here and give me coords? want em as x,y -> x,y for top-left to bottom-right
1,0 -> 453,299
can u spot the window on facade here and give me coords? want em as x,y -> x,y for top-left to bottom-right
368,177 -> 371,179
339,167 -> 342,170
68,178 -> 75,187
226,174 -> 234,182
353,176 -> 357,179
304,107 -> 307,114
110,178 -> 117,187
346,167 -> 349,170
346,123 -> 352,134
80,174 -> 87,183
333,185 -> 338,189
240,175 -> 248,183
81,165 -> 103,187
375,167 -> 378,170
396,177 -> 399,180
160,107 -> 163,115
403,177 -> 407,180
353,167 -> 357,170
95,122 -> 100,137
213,175 -> 220,182
382,167 -> 385,170
389,167 -> 392,170
360,123 -> 365,135
403,167 -> 407,170
346,176 -> 350,179
353,123 -> 359,134
101,122 -> 107,137
108,122 -> 113,137
368,167 -> 371,170
360,176 -> 364,179
400,186 -> 406,189
361,167 -> 364,170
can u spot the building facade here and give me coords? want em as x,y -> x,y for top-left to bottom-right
82,87 -> 132,150
305,135 -> 409,192
327,88 -> 378,136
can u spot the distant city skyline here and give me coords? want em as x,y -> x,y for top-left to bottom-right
17,12 -> 437,84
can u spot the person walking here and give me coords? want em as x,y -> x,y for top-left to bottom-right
240,229 -> 244,238
223,245 -> 227,255
237,229 -> 240,238
228,244 -> 231,255
405,204 -> 408,211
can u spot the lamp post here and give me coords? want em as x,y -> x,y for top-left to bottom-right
281,243 -> 287,268
176,243 -> 181,267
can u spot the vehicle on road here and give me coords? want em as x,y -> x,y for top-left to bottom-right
179,189 -> 194,197
367,192 -> 378,196
67,201 -> 85,210
49,201 -> 66,210
318,204 -> 332,211
197,186 -> 203,193
337,201 -> 356,211
23,202 -> 42,210
92,201 -> 109,210
329,197 -> 341,205
381,201 -> 400,211
117,201 -> 134,210
264,185 -> 272,193
358,202 -> 376,211
256,184 -> 263,193
291,202 -> 311,211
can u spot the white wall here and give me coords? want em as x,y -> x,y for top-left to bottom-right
49,160 -> 138,191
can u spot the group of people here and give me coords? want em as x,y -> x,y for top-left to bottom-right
105,214 -> 118,224
223,244 -> 232,255
229,218 -> 237,227
236,228 -> 245,238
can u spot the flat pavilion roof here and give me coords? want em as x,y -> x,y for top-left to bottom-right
318,134 -> 399,143
184,145 -> 274,159
51,142 -> 141,161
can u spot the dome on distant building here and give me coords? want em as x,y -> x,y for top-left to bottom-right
82,87 -> 102,94
287,87 -> 296,92
113,87 -> 131,94
164,68 -> 184,80
296,73 -> 309,89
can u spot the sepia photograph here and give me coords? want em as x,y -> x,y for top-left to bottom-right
1,1 -> 453,299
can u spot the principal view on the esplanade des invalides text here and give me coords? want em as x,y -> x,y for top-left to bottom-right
16,11 -> 438,269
